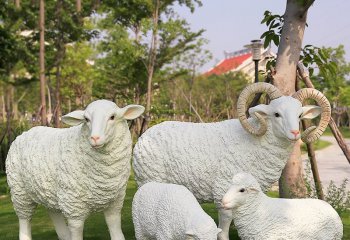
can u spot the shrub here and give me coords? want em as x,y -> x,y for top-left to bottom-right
325,179 -> 350,215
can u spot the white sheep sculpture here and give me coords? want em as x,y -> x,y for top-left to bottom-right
222,172 -> 343,240
132,182 -> 221,240
6,100 -> 144,240
133,82 -> 331,240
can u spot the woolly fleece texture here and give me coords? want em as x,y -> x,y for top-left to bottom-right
133,96 -> 324,240
6,100 -> 144,240
132,182 -> 220,240
134,119 -> 292,203
6,124 -> 130,218
222,173 -> 343,240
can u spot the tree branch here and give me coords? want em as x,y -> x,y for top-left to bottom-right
303,0 -> 315,14
297,63 -> 350,165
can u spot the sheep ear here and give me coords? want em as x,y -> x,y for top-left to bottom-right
61,110 -> 85,126
217,228 -> 222,234
248,187 -> 259,193
301,105 -> 322,119
119,105 -> 145,120
248,104 -> 271,117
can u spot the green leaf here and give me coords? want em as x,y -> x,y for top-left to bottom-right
260,31 -> 269,39
272,34 -> 279,46
264,34 -> 272,49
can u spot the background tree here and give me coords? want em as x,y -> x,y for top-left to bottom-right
96,1 -> 205,134
60,42 -> 99,111
39,0 -> 47,125
312,45 -> 350,127
44,0 -> 97,126
262,0 -> 315,198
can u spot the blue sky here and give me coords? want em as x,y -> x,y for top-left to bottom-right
175,0 -> 350,72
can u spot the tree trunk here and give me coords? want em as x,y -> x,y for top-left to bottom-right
275,0 -> 314,198
189,65 -> 195,122
5,85 -> 13,121
278,140 -> 306,197
8,74 -> 18,121
0,95 -> 5,122
274,1 -> 309,94
47,85 -> 53,124
15,0 -> 20,8
298,64 -> 350,165
54,58 -> 62,128
76,0 -> 81,12
39,0 -> 47,126
68,98 -> 71,113
142,0 -> 160,134
52,0 -> 65,128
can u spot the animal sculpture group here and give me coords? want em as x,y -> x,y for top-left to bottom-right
6,83 -> 343,240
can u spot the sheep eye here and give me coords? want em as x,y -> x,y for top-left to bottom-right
239,188 -> 245,193
110,115 -> 115,120
299,113 -> 302,118
274,113 -> 280,117
84,117 -> 89,122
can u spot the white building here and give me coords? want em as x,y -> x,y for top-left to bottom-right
204,47 -> 276,82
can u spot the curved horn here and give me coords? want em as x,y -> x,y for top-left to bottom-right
292,88 -> 331,143
237,82 -> 283,136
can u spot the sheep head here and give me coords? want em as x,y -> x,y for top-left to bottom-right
221,172 -> 261,210
61,100 -> 144,148
237,83 -> 331,143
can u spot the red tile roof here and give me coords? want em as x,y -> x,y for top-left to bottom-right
204,53 -> 252,76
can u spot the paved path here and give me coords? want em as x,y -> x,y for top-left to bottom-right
302,135 -> 350,191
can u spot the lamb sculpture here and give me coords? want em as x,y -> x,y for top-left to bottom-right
132,182 -> 221,240
222,172 -> 343,240
133,82 -> 331,240
6,100 -> 144,240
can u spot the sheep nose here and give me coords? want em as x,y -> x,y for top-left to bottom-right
221,198 -> 229,206
91,136 -> 100,143
290,130 -> 300,137
221,200 -> 230,209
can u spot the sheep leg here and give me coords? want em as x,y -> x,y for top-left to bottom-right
48,211 -> 70,240
104,201 -> 125,240
67,218 -> 85,240
217,208 -> 233,240
19,218 -> 32,240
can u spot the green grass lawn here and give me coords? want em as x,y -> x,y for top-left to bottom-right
0,172 -> 238,239
324,126 -> 350,138
0,172 -> 349,239
301,139 -> 332,153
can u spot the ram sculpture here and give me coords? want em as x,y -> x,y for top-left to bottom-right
133,82 -> 331,240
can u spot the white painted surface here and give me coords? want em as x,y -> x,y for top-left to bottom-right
6,100 -> 144,240
222,173 -> 343,240
133,96 -> 323,240
132,182 -> 220,240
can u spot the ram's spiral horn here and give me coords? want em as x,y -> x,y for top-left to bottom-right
292,88 -> 331,143
237,82 -> 283,136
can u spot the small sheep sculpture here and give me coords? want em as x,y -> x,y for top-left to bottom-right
133,82 -> 331,240
6,100 -> 144,240
132,182 -> 221,240
222,172 -> 343,240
